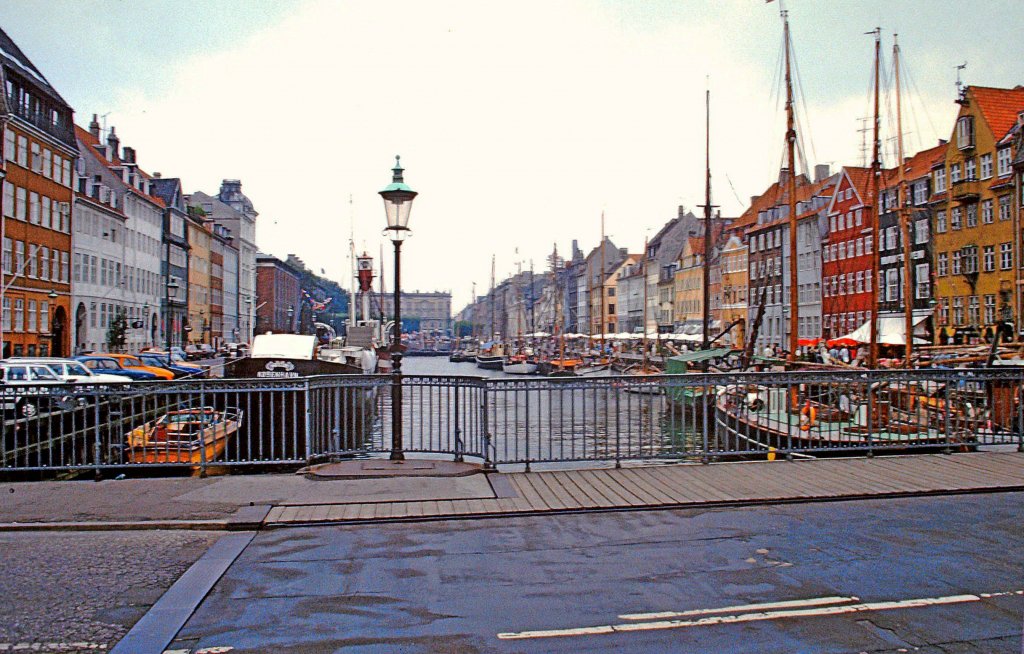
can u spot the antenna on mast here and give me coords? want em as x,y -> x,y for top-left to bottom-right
955,61 -> 968,100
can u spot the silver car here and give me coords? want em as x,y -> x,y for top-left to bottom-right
0,361 -> 66,418
7,357 -> 133,384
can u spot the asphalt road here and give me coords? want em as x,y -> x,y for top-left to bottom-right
170,493 -> 1024,653
0,530 -> 219,652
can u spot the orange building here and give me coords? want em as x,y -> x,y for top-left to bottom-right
1,29 -> 77,357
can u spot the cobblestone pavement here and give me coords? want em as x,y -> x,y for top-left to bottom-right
0,530 -> 219,652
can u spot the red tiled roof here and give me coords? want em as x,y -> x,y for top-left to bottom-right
74,123 -> 167,208
970,85 -> 1024,140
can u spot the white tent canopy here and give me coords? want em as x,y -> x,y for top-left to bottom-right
838,311 -> 932,346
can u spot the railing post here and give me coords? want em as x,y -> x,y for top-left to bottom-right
453,379 -> 463,463
481,380 -> 494,471
943,371 -> 953,455
198,381 -> 208,478
304,380 -> 313,462
524,382 -> 531,473
701,375 -> 710,464
93,389 -> 104,480
1018,371 -> 1024,453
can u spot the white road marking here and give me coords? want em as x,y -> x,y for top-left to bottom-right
497,590 -> 1023,640
619,595 -> 859,621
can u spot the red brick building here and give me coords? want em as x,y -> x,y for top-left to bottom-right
255,254 -> 301,334
822,167 -> 875,338
1,29 -> 77,357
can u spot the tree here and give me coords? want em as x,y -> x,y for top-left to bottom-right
106,309 -> 128,352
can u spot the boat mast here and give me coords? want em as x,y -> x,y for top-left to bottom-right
894,34 -> 914,366
783,9 -> 799,363
700,84 -> 716,354
599,211 -> 606,355
642,236 -> 649,370
490,254 -> 496,342
530,259 -> 535,344
869,27 -> 882,367
348,195 -> 357,330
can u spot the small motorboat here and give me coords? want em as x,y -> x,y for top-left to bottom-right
503,354 -> 538,375
126,407 -> 243,465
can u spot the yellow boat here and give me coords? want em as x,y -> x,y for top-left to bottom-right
126,407 -> 243,465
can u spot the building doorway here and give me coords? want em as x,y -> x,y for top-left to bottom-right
52,306 -> 68,357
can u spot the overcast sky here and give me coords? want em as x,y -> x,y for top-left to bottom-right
4,0 -> 1022,309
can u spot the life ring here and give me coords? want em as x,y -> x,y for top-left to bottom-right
799,402 -> 817,431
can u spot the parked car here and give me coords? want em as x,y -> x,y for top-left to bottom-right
74,356 -> 160,381
6,357 -> 133,384
184,344 -> 202,361
92,353 -> 175,380
198,344 -> 216,358
138,352 -> 206,379
170,346 -> 187,361
222,342 -> 249,358
0,361 -> 64,418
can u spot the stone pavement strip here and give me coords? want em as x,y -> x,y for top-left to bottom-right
261,451 -> 1024,526
1,452 -> 1022,532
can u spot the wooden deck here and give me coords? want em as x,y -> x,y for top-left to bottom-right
264,452 -> 1024,527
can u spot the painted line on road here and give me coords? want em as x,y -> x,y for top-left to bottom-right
618,595 -> 860,620
497,590 -> 1024,640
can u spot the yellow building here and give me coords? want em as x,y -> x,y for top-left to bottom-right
933,86 -> 1024,342
719,233 -> 748,348
186,212 -> 212,344
673,236 -> 705,333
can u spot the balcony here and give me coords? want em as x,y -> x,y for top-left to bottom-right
4,93 -> 76,147
951,178 -> 981,203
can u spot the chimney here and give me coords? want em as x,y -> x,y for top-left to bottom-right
814,164 -> 830,183
89,114 -> 101,139
122,146 -> 136,165
751,196 -> 758,206
152,171 -> 161,178
106,127 -> 119,160
778,167 -> 790,186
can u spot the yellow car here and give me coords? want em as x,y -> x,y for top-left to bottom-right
93,353 -> 175,380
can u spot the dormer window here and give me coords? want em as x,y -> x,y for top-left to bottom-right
956,116 -> 975,149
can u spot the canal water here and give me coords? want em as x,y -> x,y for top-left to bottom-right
371,357 -> 706,466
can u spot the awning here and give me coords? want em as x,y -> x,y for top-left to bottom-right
667,347 -> 734,364
837,310 -> 932,346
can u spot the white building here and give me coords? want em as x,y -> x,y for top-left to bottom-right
72,120 -> 163,353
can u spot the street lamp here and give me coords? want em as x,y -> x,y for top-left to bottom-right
166,277 -> 179,351
380,155 -> 417,461
287,305 -> 295,334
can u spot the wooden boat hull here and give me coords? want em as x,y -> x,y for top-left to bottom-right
126,411 -> 242,465
503,361 -> 538,374
475,355 -> 505,370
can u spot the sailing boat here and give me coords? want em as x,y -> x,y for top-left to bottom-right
504,266 -> 539,374
577,213 -> 614,376
476,255 -> 505,369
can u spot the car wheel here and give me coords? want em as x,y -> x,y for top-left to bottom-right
17,399 -> 38,418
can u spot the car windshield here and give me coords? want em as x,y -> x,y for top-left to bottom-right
30,366 -> 59,381
66,362 -> 92,376
123,357 -> 144,367
170,352 -> 185,362
4,366 -> 28,380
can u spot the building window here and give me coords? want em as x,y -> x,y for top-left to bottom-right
963,246 -> 978,274
838,242 -> 846,260
886,226 -> 899,251
951,162 -> 961,183
938,300 -> 949,326
968,296 -> 980,325
965,158 -> 976,180
983,245 -> 995,273
2,181 -> 12,219
3,128 -> 14,163
950,207 -> 962,230
13,298 -> 24,332
855,270 -> 864,293
14,241 -> 24,274
914,218 -> 929,244
998,195 -> 1011,221
26,300 -> 36,332
936,210 -> 947,233
952,250 -> 962,275
980,153 -> 993,179
915,263 -> 930,300
984,295 -> 996,324
40,301 -> 48,333
1,238 -> 10,274
997,147 -> 1011,177
934,168 -> 946,193
1000,242 -> 1012,270
956,116 -> 974,149
982,199 -> 994,224
27,247 -> 36,278
937,252 -> 948,276
16,135 -> 27,167
886,269 -> 900,302
953,297 -> 964,324
865,235 -> 873,254
29,192 -> 39,224
966,204 -> 977,228
15,187 -> 26,220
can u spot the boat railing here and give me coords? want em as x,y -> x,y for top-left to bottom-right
1,367 -> 1021,475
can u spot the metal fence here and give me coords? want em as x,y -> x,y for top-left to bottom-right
2,368 -> 1022,474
